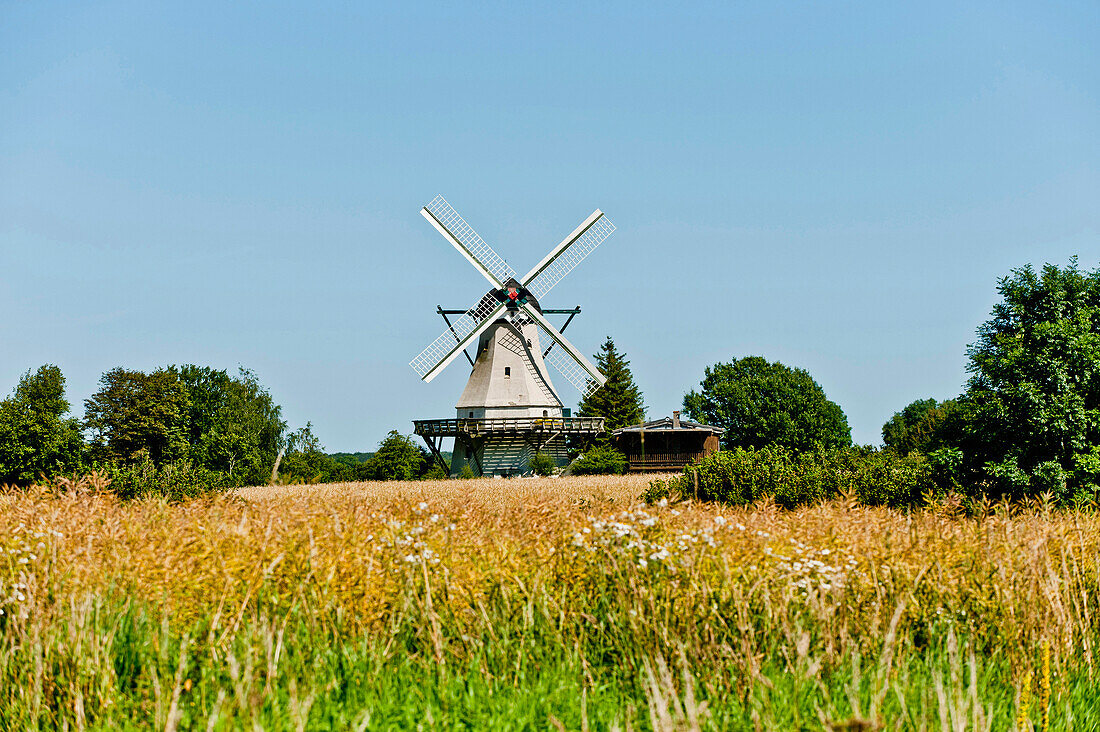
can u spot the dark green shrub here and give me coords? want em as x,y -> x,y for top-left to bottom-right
571,445 -> 628,475
841,447 -> 932,507
928,446 -> 964,494
528,451 -> 556,476
362,431 -> 426,481
647,446 -> 934,509
642,477 -> 687,504
105,454 -> 226,501
422,462 -> 448,480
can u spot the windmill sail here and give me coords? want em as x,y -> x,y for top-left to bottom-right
538,327 -> 602,399
522,211 -> 615,300
517,304 -> 606,395
410,297 -> 508,381
412,196 -> 611,398
422,195 -> 516,289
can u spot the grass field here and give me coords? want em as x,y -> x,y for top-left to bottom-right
2,475 -> 1099,730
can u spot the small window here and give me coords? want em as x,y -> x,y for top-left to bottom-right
543,410 -> 548,417
468,411 -> 474,418
504,367 -> 511,377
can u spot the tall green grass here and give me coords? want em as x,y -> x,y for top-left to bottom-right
5,594 -> 1096,730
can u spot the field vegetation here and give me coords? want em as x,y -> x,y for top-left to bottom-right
3,474 -> 1099,730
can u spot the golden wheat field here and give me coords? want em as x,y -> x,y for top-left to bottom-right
3,475 -> 1100,729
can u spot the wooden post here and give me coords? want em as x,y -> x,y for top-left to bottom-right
270,447 -> 286,485
693,468 -> 699,501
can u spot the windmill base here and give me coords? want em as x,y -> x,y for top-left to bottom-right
451,434 -> 571,477
413,417 -> 606,478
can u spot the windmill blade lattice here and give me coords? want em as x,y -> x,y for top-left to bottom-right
423,195 -> 517,288
410,296 -> 506,380
538,324 -> 602,399
524,213 -> 615,300
510,307 -> 605,399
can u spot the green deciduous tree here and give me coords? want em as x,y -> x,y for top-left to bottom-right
364,431 -> 427,481
961,258 -> 1100,501
178,365 -> 285,485
0,365 -> 83,484
683,356 -> 851,452
84,367 -> 190,465
577,337 -> 645,431
85,365 -> 288,486
882,398 -> 963,456
279,422 -> 338,484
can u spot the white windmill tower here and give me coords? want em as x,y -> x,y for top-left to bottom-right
410,196 -> 615,476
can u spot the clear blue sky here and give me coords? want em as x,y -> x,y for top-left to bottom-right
2,1 -> 1098,451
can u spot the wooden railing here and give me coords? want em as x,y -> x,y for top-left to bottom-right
627,452 -> 704,470
414,417 -> 605,437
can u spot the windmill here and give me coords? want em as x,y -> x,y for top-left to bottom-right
410,195 -> 615,477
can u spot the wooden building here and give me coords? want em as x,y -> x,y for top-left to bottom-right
611,411 -> 724,472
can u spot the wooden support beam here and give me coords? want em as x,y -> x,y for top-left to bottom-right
543,306 -> 582,357
420,434 -> 450,475
437,305 -> 476,368
468,437 -> 484,477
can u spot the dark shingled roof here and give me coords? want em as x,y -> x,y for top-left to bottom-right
611,417 -> 724,436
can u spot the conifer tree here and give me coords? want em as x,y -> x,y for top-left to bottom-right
577,337 -> 645,431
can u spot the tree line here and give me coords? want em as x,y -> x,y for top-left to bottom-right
0,364 -> 440,496
5,257 -> 1097,503
673,258 -> 1100,506
875,258 -> 1100,503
